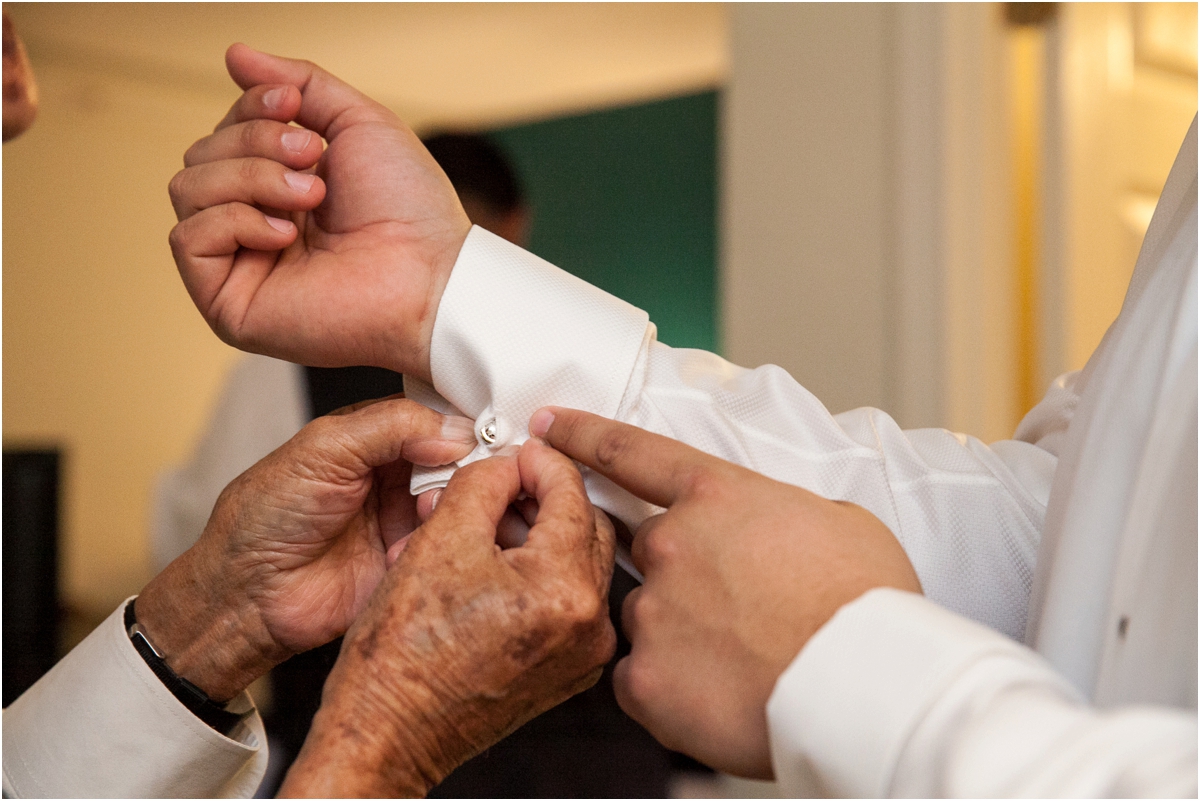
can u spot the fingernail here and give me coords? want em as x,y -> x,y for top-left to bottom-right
440,415 -> 477,444
281,129 -> 312,153
265,215 -> 293,233
284,171 -> 316,192
262,87 -> 287,110
496,445 -> 520,457
430,489 -> 443,510
529,408 -> 555,438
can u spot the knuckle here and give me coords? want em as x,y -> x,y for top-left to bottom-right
593,426 -> 635,471
304,414 -> 340,441
182,141 -> 202,168
167,170 -> 189,204
592,622 -> 618,667
679,463 -> 724,502
617,655 -> 657,713
561,583 -> 605,627
220,201 -> 244,225
240,121 -> 259,153
237,157 -> 258,183
639,521 -> 676,568
167,223 -> 189,259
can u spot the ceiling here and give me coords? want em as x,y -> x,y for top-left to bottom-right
8,2 -> 729,131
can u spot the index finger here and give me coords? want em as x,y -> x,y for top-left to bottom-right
529,407 -> 714,508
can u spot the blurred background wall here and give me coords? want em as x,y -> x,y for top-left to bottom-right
2,2 -> 1196,717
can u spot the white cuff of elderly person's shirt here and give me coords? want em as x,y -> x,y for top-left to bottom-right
420,225 -> 650,474
765,588 -> 1079,798
2,598 -> 267,799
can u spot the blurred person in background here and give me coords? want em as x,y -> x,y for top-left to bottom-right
170,43 -> 1196,797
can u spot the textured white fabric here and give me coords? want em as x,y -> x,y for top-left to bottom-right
151,354 -> 308,571
414,237 -> 1053,640
410,225 -> 650,495
771,119 -> 1197,797
771,589 -> 1197,797
416,119 -> 1198,796
2,599 -> 267,798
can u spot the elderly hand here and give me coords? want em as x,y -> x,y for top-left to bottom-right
529,407 -> 922,779
167,44 -> 471,381
278,438 -> 617,797
135,397 -> 477,702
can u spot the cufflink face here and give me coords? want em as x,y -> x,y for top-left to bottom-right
480,419 -> 498,444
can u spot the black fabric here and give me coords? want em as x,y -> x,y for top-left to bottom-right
258,365 -> 673,797
2,449 -> 60,707
302,365 -> 406,418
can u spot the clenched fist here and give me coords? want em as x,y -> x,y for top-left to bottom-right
168,44 -> 471,380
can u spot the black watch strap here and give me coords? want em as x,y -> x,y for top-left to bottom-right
124,599 -> 243,736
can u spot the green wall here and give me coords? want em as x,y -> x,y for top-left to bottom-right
491,91 -> 718,352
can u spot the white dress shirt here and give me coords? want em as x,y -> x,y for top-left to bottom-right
411,119 -> 1198,796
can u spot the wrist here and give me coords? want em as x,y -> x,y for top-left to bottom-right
402,219 -> 471,383
280,670 -> 452,797
136,543 -> 286,702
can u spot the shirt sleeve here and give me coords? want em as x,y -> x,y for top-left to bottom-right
767,588 -> 1197,797
2,599 -> 268,798
411,226 -> 1073,639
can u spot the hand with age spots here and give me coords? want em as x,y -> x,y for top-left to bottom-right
528,406 -> 922,780
167,43 -> 471,381
279,438 -> 618,798
135,397 -> 477,703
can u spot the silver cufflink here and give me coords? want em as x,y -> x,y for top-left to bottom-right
480,419 -> 498,444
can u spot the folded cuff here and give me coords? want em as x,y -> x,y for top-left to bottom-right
2,598 -> 267,798
766,588 -> 1075,798
423,226 -> 649,470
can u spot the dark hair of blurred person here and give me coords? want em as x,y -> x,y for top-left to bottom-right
423,132 -> 529,246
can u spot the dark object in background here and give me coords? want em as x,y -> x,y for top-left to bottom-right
303,365 -> 406,420
424,133 -> 525,217
3,449 -> 61,707
1004,2 -> 1057,26
257,366 -> 674,797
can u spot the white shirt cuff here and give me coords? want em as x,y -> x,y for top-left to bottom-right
765,588 -> 1079,797
410,225 -> 650,490
2,598 -> 267,798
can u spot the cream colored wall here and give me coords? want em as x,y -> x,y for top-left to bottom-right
722,4 -> 1017,440
2,3 -> 727,618
3,60 -> 244,613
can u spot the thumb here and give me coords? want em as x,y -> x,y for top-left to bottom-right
224,43 -> 387,140
295,398 -> 475,479
414,454 -> 521,553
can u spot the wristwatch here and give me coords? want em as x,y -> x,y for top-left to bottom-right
125,599 -> 243,736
